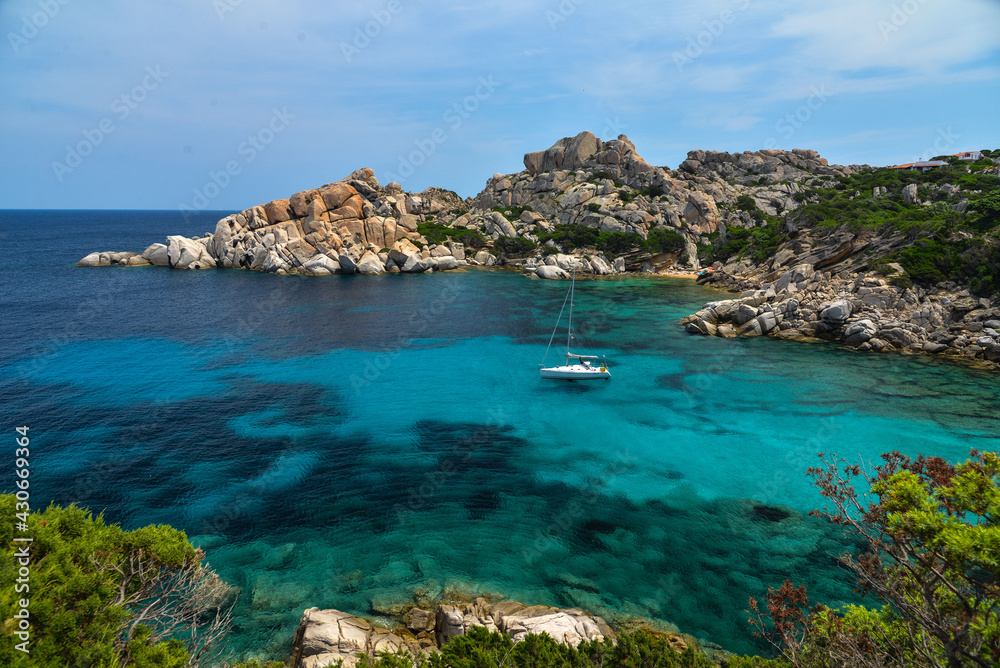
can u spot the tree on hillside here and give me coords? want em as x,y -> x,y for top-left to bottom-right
749,450 -> 1000,667
970,191 -> 1000,230
0,495 -> 236,668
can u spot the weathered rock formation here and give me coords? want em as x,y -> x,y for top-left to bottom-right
78,132 -> 867,280
669,148 -> 1000,368
465,132 -> 865,278
683,258 -> 1000,369
79,168 -> 475,276
291,599 -> 616,668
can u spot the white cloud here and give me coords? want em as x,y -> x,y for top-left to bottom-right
770,0 -> 1000,74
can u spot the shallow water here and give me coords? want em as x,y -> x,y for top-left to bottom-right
2,210 -> 997,660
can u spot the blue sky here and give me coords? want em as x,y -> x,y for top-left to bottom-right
2,0 -> 998,210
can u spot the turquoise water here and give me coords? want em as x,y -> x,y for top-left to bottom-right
2,211 -> 998,660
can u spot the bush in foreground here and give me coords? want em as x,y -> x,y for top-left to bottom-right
0,495 -> 235,667
750,450 -> 1000,667
338,626 -> 786,668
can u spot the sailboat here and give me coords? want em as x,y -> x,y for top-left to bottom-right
539,269 -> 611,380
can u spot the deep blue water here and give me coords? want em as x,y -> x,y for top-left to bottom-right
2,210 -> 998,661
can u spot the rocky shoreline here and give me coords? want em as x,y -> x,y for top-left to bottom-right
287,594 -> 719,668
77,132 -> 859,281
681,256 -> 1000,372
77,131 -> 1000,370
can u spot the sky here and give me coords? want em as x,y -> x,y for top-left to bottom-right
1,0 -> 999,210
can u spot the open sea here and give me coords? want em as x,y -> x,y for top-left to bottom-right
2,210 -> 998,661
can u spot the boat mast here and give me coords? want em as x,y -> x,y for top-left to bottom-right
566,268 -> 575,361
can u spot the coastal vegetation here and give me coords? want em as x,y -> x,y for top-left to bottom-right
701,160 -> 1000,296
6,447 -> 998,667
316,626 -> 785,668
0,495 -> 234,668
750,450 -> 1000,667
416,221 -> 487,249
536,224 -> 686,257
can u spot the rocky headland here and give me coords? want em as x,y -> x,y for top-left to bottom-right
77,131 -> 861,279
79,132 -> 1000,368
677,151 -> 1000,369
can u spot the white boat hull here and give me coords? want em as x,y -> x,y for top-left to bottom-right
540,364 -> 611,380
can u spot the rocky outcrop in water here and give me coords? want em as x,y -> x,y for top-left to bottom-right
291,599 -> 616,668
78,168 -> 474,276
674,147 -> 1000,368
78,132 -> 866,279
683,257 -> 1000,369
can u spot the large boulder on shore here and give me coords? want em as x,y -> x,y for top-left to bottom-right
819,299 -> 852,325
166,236 -> 214,270
302,254 -> 340,276
294,608 -> 412,668
356,251 -> 385,275
76,252 -> 107,267
293,600 -> 613,668
389,239 -> 422,270
490,602 -> 612,646
535,265 -> 569,280
141,243 -> 170,266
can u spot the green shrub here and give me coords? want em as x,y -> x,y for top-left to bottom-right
895,238 -> 957,283
752,451 -> 1000,667
0,495 -> 234,668
536,224 -> 647,256
645,228 -> 686,254
970,191 -> 1000,230
375,626 -> 792,668
598,231 -> 643,255
735,195 -> 759,216
537,224 -> 599,250
493,206 -> 533,221
494,236 -> 537,257
417,222 -> 487,249
450,229 -> 489,249
416,626 -> 723,668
